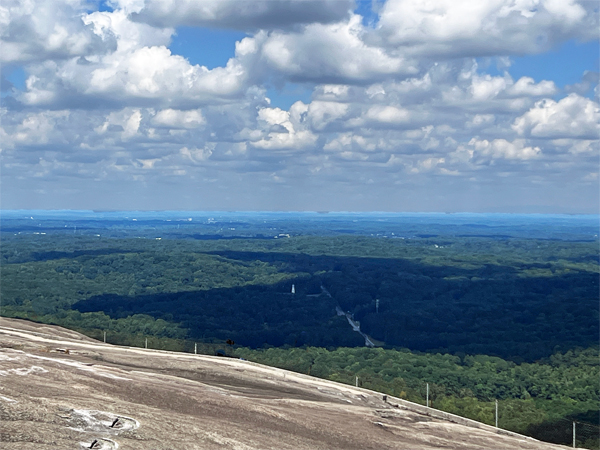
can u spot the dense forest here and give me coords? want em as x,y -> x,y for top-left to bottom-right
236,346 -> 599,448
1,211 -> 598,447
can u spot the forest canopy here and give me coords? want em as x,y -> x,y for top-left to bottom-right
1,211 -> 598,447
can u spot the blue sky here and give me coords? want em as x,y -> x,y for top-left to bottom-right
509,40 -> 598,92
1,0 -> 598,213
169,27 -> 247,69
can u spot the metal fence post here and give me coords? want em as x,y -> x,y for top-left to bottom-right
495,400 -> 498,428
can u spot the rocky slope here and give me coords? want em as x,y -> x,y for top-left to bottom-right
0,317 -> 569,449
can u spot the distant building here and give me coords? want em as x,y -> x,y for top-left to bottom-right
291,284 -> 295,294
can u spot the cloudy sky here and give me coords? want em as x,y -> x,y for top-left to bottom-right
1,0 -> 598,213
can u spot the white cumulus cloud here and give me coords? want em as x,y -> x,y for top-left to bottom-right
258,15 -> 418,83
460,138 -> 542,162
118,0 -> 354,30
0,0 -> 116,63
152,109 -> 205,129
513,94 -> 600,139
252,103 -> 317,151
376,0 -> 595,57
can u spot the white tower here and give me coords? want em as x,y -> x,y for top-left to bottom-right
291,284 -> 295,294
